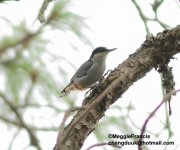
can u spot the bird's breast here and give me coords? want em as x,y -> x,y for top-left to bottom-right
74,61 -> 106,88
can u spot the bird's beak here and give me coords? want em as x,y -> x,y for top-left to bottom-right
108,48 -> 117,52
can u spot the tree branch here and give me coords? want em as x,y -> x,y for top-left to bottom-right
56,25 -> 180,150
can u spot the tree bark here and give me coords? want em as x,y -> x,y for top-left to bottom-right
56,25 -> 180,150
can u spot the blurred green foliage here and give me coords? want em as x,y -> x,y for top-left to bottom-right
0,0 -> 90,149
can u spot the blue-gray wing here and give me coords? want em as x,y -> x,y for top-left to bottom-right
71,60 -> 92,82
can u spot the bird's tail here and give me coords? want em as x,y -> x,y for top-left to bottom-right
60,87 -> 70,97
60,83 -> 72,97
60,82 -> 84,97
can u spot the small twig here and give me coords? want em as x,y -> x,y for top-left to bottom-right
151,0 -> 164,14
24,83 -> 35,106
0,32 -> 36,55
0,114 -> 57,131
8,129 -> 21,150
24,69 -> 38,106
0,91 -> 41,150
0,115 -> 20,126
155,18 -> 170,29
138,89 -> 179,150
131,0 -> 150,34
19,102 -> 63,113
131,0 -> 170,35
38,0 -> 52,23
53,107 -> 80,150
175,0 -> 180,9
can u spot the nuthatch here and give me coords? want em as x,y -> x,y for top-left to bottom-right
60,47 -> 117,97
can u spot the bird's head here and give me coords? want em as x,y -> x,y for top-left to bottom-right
89,47 -> 117,61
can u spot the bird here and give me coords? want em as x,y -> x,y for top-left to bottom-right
60,47 -> 117,97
